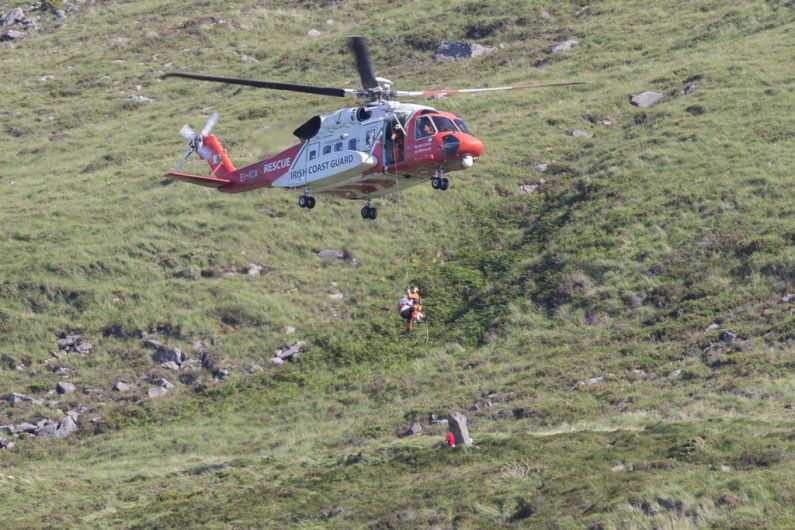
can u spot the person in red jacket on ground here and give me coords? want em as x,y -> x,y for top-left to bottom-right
446,431 -> 456,448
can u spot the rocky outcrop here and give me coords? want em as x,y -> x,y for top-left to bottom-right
433,41 -> 495,62
447,412 -> 473,447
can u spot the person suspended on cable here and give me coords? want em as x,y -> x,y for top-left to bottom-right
400,286 -> 424,334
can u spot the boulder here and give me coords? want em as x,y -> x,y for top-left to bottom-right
1,30 -> 25,41
719,331 -> 737,343
316,249 -> 345,259
147,386 -> 168,398
275,341 -> 306,361
328,292 -> 344,301
570,128 -> 593,138
246,263 -> 263,275
152,346 -> 184,365
433,41 -> 495,62
307,28 -> 321,38
142,338 -> 163,350
405,422 -> 422,436
447,412 -> 473,447
112,381 -> 130,392
630,91 -> 664,108
152,378 -> 174,389
82,388 -> 103,397
56,416 -> 77,438
1,7 -> 25,26
14,422 -> 38,434
56,382 -> 76,394
0,437 -> 14,449
161,361 -> 180,371
705,323 -> 720,333
270,357 -> 285,366
551,39 -> 578,53
57,334 -> 81,350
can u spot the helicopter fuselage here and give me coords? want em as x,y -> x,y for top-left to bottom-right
204,100 -> 484,199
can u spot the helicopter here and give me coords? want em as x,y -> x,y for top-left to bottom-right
164,37 -> 582,220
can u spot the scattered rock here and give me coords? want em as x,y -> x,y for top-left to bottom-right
0,437 -> 14,449
780,294 -> 793,304
570,128 -> 593,138
152,378 -> 174,389
233,51 -> 259,63
14,422 -> 38,434
344,452 -> 361,465
274,341 -> 306,361
405,422 -> 422,436
66,410 -> 80,422
429,413 -> 448,425
56,382 -> 76,394
57,334 -> 81,350
1,7 -> 25,26
270,357 -> 285,366
551,39 -> 578,53
534,163 -> 549,172
8,392 -> 44,406
432,41 -> 495,62
192,340 -> 206,353
520,184 -> 540,194
213,368 -> 229,382
447,412 -> 473,447
36,416 -> 77,438
307,28 -> 321,38
602,116 -> 614,127
681,84 -> 697,95
161,361 -> 181,371
630,91 -> 664,108
246,263 -> 263,275
124,95 -> 157,104
179,373 -> 196,385
532,58 -> 548,68
247,364 -> 264,373
326,19 -> 335,25
667,369 -> 682,379
611,464 -> 626,472
588,376 -> 604,385
142,338 -> 163,350
284,326 -> 296,335
719,331 -> 737,343
51,350 -> 67,360
147,386 -> 168,398
316,249 -> 345,259
151,344 -> 185,366
113,381 -> 130,392
705,323 -> 720,333
82,388 -> 103,397
328,292 -> 344,301
721,464 -> 731,472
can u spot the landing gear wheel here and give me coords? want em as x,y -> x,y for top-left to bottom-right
306,196 -> 316,209
440,178 -> 449,191
360,206 -> 377,220
431,176 -> 441,190
298,195 -> 307,208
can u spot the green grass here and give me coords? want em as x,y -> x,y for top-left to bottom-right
1,0 -> 795,527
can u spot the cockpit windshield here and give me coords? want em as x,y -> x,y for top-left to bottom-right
432,116 -> 457,133
454,119 -> 471,134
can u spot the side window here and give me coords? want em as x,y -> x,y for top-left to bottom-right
365,129 -> 376,148
323,145 -> 332,155
415,116 -> 435,139
348,138 -> 357,151
334,142 -> 343,152
308,143 -> 318,161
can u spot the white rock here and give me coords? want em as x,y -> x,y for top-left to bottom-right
571,128 -> 593,138
328,292 -> 344,301
57,382 -> 76,394
552,40 -> 578,53
308,28 -> 321,38
630,91 -> 664,108
284,326 -> 296,335
113,381 -> 130,392
147,386 -> 168,398
705,323 -> 720,333
611,464 -> 626,472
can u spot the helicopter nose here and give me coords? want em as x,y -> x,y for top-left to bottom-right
459,135 -> 484,158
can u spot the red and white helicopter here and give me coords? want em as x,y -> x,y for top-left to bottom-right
164,37 -> 581,220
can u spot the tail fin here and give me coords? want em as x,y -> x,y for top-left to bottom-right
196,135 -> 236,178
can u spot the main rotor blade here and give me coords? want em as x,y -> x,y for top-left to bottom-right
163,72 -> 348,98
395,81 -> 587,97
349,36 -> 379,90
179,124 -> 196,140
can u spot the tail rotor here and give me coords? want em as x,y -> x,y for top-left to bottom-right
173,111 -> 220,171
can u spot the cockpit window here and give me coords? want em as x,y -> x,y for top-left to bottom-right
432,116 -> 457,133
415,116 -> 435,139
454,119 -> 471,134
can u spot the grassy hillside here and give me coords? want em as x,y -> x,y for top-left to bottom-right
1,0 -> 794,528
